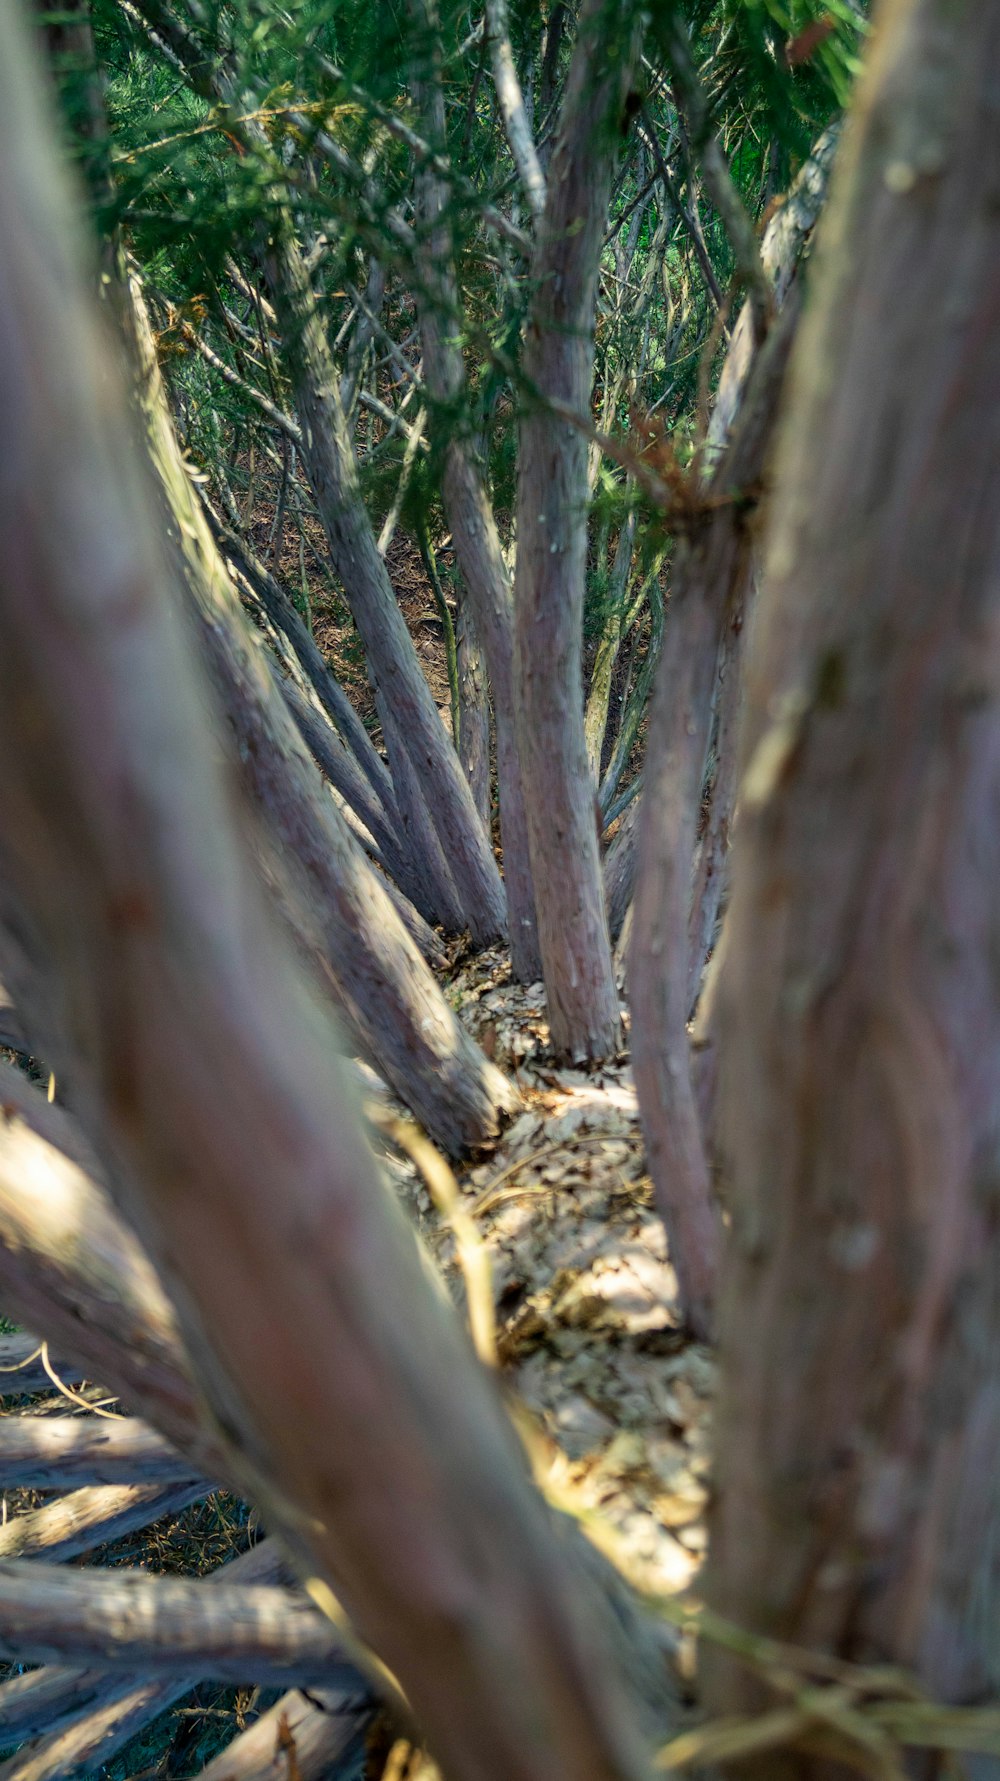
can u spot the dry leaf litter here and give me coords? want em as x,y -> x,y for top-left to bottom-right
376,947 -> 714,1608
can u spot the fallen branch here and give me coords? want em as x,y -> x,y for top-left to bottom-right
0,1414 -> 195,1489
0,1480 -> 208,1564
0,1561 -> 363,1688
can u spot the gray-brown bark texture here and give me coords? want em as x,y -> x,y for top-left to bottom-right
411,23 -> 543,981
124,271 -> 515,1156
0,15 -> 663,1778
705,0 -> 1000,1760
630,305 -> 797,1341
513,0 -> 639,1058
262,227 -> 508,944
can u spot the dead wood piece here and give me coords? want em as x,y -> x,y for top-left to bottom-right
0,1562 -> 359,1687
0,1414 -> 195,1489
0,1480 -> 208,1563
196,1687 -> 368,1781
0,1538 -> 292,1748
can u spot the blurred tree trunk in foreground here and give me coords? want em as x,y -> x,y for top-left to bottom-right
0,7 -> 665,1778
706,0 -> 1000,1764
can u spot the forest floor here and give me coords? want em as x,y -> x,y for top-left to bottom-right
388,948 -> 713,1613
258,479 -> 708,1609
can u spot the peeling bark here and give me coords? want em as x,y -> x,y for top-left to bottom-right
706,0 -> 1000,1750
630,303 -> 798,1340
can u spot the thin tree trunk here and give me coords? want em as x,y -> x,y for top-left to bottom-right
630,302 -> 798,1340
484,0 -> 547,221
410,25 -> 542,980
275,671 -> 414,899
584,513 -> 637,784
0,1564 -> 359,1687
127,271 -> 516,1155
0,27 -> 663,1777
442,450 -> 542,980
603,796 -> 640,946
0,1538 -> 293,1753
686,603 -> 744,1016
599,583 -> 664,818
513,0 -> 639,1058
207,508 -> 398,822
262,229 -> 507,943
706,0 -> 1000,1753
456,596 -> 492,829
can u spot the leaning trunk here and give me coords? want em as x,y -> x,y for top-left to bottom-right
262,229 -> 507,945
126,272 -> 515,1156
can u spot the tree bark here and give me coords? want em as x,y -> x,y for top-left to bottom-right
0,1539 -> 293,1751
456,596 -> 492,830
0,1482 -> 208,1565
126,271 -> 516,1155
262,229 -> 507,943
0,1563 -> 361,1687
410,26 -> 542,980
0,22 -> 663,1777
705,0 -> 1000,1757
513,0 -> 639,1058
0,1415 -> 195,1489
630,303 -> 798,1340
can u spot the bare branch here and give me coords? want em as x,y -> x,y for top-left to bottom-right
0,1561 -> 359,1687
0,1414 -> 195,1490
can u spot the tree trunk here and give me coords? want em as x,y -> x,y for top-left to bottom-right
0,1066 -> 212,1471
0,23 -> 663,1777
0,1563 -> 359,1687
262,229 -> 507,944
0,1538 -> 293,1757
513,0 -> 638,1058
126,269 -> 516,1156
630,304 -> 798,1340
410,26 -> 542,980
603,796 -> 640,946
456,596 -> 492,830
209,509 -> 399,826
484,0 -> 547,221
585,513 -> 637,784
705,0 -> 1000,1758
